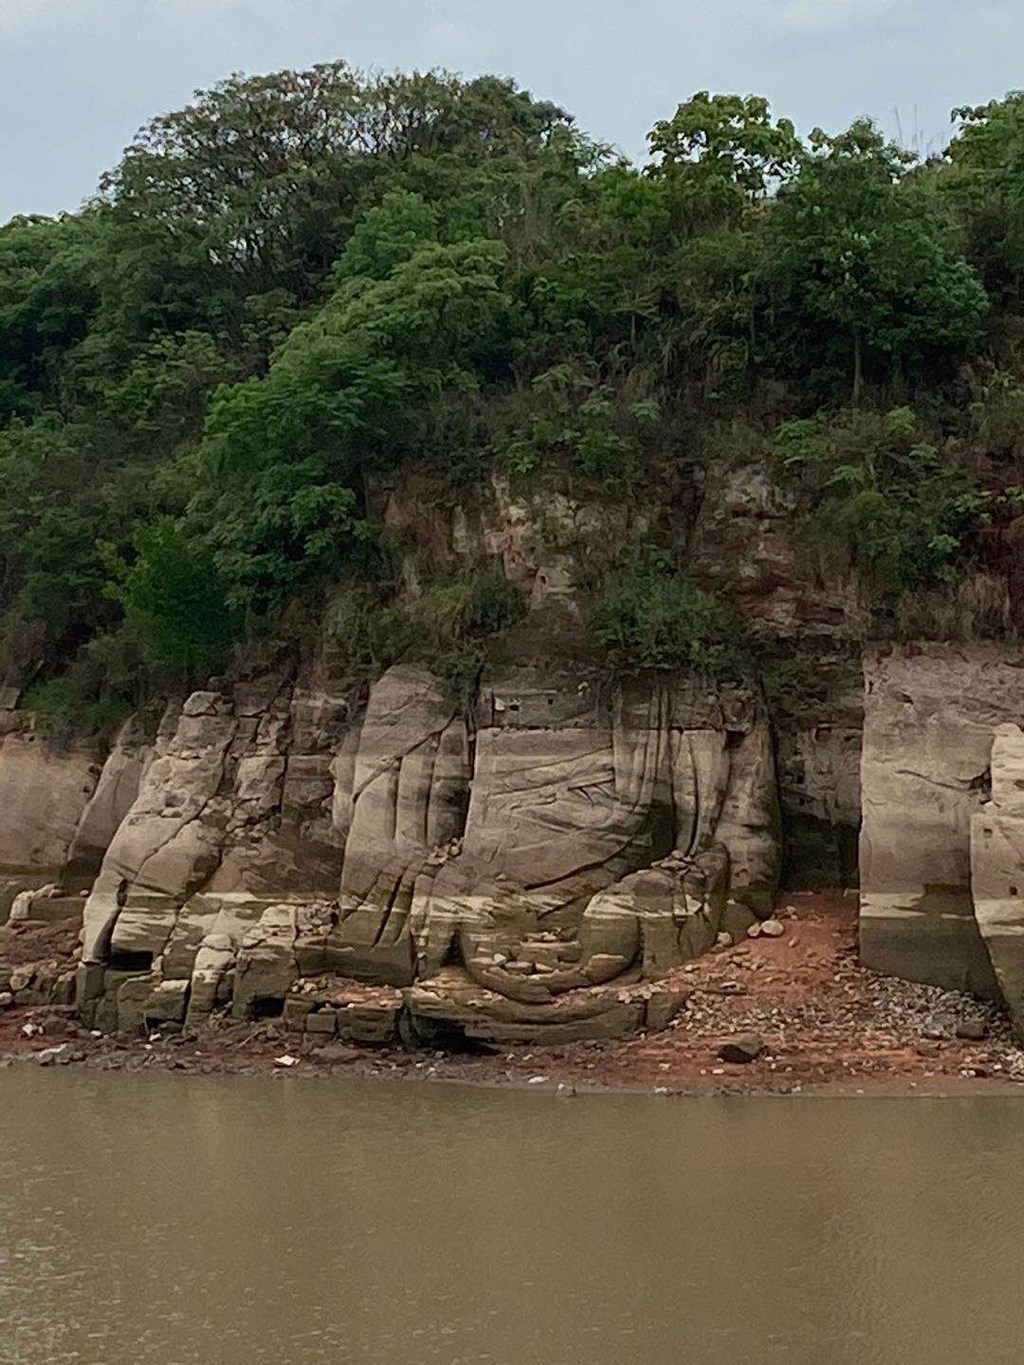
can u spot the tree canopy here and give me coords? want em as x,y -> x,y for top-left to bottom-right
2,69 -> 1022,727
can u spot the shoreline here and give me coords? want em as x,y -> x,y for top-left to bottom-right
3,893 -> 1023,1098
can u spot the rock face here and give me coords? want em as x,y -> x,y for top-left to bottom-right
65,716 -> 152,880
689,462 -> 860,638
17,637 -> 1024,1044
0,730 -> 100,875
970,725 -> 1024,1037
859,645 -> 1016,1000
772,656 -> 863,888
62,662 -> 782,1044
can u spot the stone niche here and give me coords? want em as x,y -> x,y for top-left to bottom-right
74,663 -> 782,1046
859,645 -> 1024,1008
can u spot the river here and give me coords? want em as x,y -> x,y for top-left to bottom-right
2,1071 -> 1023,1364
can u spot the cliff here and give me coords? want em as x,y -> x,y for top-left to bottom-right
3,475 -> 1024,1049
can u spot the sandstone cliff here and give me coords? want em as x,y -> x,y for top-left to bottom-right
5,479 -> 1024,1045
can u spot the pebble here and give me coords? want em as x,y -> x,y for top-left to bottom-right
760,919 -> 785,938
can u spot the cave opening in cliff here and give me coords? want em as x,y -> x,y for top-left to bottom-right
108,949 -> 153,973
399,1011 -> 492,1055
251,995 -> 285,1020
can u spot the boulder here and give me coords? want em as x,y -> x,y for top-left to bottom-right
717,1035 -> 764,1064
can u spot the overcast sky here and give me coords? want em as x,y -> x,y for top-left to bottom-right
1,0 -> 1020,223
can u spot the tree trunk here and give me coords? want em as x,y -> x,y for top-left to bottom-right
852,333 -> 863,408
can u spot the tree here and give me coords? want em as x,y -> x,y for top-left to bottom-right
100,63 -> 581,303
946,92 -> 1024,303
0,215 -> 97,417
648,92 -> 802,231
178,227 -> 514,614
762,120 -> 988,402
105,518 -> 237,677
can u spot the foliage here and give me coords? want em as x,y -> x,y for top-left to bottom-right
969,369 -> 1024,459
495,363 -> 658,486
770,407 -> 987,598
589,573 -> 748,678
331,586 -> 421,673
21,677 -> 132,746
414,566 -> 526,647
436,644 -> 488,710
4,63 -> 1024,717
946,93 -> 1024,299
761,121 -> 989,402
103,518 -> 238,679
648,92 -> 801,230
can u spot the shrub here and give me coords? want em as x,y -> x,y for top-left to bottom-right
436,644 -> 486,708
589,573 -> 747,678
331,587 -> 422,673
415,566 -> 526,647
21,678 -> 132,746
770,406 -> 986,600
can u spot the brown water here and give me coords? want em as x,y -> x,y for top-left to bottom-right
2,1072 -> 1023,1365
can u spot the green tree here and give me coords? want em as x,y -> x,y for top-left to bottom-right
105,518 -> 237,678
648,92 -> 801,231
946,92 -> 1024,304
762,120 -> 988,402
100,63 -> 579,303
177,231 -> 514,615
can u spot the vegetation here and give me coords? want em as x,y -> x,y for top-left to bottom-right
4,61 -> 1024,721
590,573 -> 747,679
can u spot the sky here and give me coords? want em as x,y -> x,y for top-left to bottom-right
1,0 -> 1021,223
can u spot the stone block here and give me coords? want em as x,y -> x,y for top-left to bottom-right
306,1008 -> 337,1035
282,997 -> 314,1032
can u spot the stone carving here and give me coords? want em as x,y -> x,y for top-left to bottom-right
69,662 -> 781,1045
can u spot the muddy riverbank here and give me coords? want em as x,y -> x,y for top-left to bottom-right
2,893 -> 1022,1097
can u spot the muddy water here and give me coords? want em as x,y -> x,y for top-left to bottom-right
2,1073 -> 1024,1365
